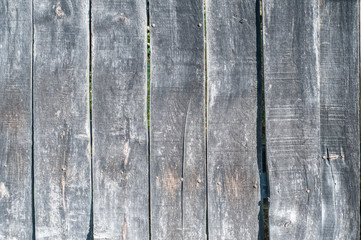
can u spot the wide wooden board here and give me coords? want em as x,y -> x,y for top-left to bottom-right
92,0 -> 149,239
33,0 -> 91,238
0,0 -> 33,239
263,0 -> 322,239
319,0 -> 360,239
264,0 -> 360,239
206,0 -> 262,239
150,0 -> 206,238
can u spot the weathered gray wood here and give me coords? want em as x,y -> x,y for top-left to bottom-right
150,0 -> 206,238
0,0 -> 33,239
206,0 -> 261,239
92,1 -> 148,239
263,0 -> 323,239
319,1 -> 360,239
33,1 -> 91,238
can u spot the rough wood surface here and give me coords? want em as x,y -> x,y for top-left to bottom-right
206,0 -> 261,239
150,0 -> 206,238
264,0 -> 360,239
33,1 -> 91,238
92,1 -> 149,239
319,1 -> 360,239
0,0 -> 33,239
263,1 -> 323,239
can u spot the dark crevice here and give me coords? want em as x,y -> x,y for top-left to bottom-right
87,0 -> 94,238
256,0 -> 264,238
262,198 -> 269,240
86,204 -> 93,240
147,0 -> 151,239
262,146 -> 269,239
31,0 -> 36,238
359,5 -> 361,238
257,0 -> 269,239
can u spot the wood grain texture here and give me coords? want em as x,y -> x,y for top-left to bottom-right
33,0 -> 91,238
263,0 -> 323,239
92,0 -> 148,239
264,0 -> 360,239
319,0 -> 360,239
150,0 -> 206,239
0,0 -> 33,239
206,0 -> 261,239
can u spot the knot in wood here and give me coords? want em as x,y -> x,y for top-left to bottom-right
55,5 -> 65,17
119,13 -> 127,22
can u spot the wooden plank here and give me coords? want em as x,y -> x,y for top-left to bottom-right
206,0 -> 261,239
263,0 -> 323,239
149,0 -> 206,238
319,1 -> 360,239
33,1 -> 91,238
0,0 -> 33,239
91,1 -> 148,239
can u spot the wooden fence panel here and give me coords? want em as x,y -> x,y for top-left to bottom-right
263,1 -> 322,239
319,1 -> 360,239
206,0 -> 262,239
33,1 -> 91,238
264,0 -> 360,239
92,1 -> 148,239
0,0 -> 33,239
0,0 -> 360,239
149,0 -> 206,239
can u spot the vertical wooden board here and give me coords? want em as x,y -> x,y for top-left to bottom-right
319,1 -> 360,239
0,0 -> 33,239
150,0 -> 206,239
206,0 -> 261,239
92,1 -> 148,239
33,0 -> 91,238
263,0 -> 323,239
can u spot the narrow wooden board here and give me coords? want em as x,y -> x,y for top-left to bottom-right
0,0 -> 33,239
319,1 -> 360,239
33,1 -> 91,238
263,0 -> 323,239
206,0 -> 261,239
150,0 -> 206,239
91,1 -> 149,239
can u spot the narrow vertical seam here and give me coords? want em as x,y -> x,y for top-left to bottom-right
87,0 -> 94,238
31,0 -> 36,239
147,0 -> 151,238
203,0 -> 209,239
